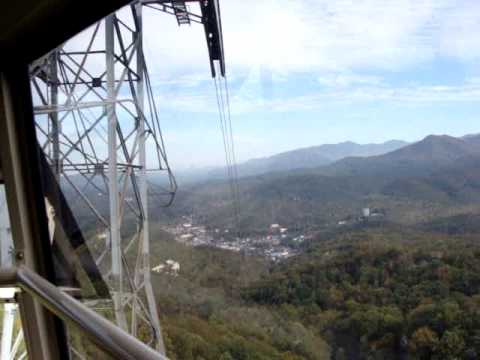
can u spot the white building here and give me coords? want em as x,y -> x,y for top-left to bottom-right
152,259 -> 180,276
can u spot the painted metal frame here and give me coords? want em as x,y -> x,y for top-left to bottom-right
0,266 -> 166,360
0,64 -> 69,360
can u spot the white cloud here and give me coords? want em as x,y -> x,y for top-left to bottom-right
38,0 -> 480,168
438,1 -> 480,61
142,4 -> 210,77
152,78 -> 480,115
141,0 -> 477,76
60,1 -> 480,83
225,0 -> 480,72
318,73 -> 384,88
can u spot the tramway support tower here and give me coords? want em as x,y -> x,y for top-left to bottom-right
0,1 -> 226,357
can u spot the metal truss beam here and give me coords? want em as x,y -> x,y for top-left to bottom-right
8,0 -> 227,356
141,0 -> 226,77
135,3 -> 166,352
29,5 -> 176,356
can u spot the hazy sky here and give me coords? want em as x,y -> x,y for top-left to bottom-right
112,1 -> 480,168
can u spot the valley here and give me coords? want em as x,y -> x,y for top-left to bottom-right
153,133 -> 480,244
67,132 -> 480,359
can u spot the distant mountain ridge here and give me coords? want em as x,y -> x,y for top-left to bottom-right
162,133 -> 480,230
313,134 -> 480,179
209,139 -> 409,179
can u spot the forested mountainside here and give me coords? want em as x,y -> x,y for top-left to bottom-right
242,226 -> 480,359
146,134 -> 480,359
164,140 -> 409,184
148,227 -> 330,360
65,133 -> 480,359
156,134 -> 480,232
217,140 -> 409,178
150,223 -> 480,359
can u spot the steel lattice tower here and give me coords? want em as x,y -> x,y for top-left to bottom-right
0,1 -> 225,358
30,5 -> 171,353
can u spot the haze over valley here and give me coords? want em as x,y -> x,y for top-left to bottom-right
64,129 -> 480,359
156,133 -> 480,233
142,131 -> 480,359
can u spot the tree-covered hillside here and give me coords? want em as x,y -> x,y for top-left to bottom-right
148,225 -> 331,359
148,222 -> 480,359
156,135 -> 480,233
242,227 -> 480,359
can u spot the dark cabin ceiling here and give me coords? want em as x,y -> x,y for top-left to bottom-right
0,0 -> 131,66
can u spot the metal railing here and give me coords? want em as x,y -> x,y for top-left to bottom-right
0,266 -> 167,360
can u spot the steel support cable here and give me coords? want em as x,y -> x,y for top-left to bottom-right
141,44 -> 178,205
216,70 -> 240,231
214,77 -> 234,195
141,51 -> 171,165
222,75 -> 241,231
144,67 -> 169,167
219,77 -> 238,231
214,75 -> 239,232
141,86 -> 178,207
214,76 -> 234,185
144,69 -> 168,163
219,79 -> 240,232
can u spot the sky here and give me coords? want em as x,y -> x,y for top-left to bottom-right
67,0 -> 480,170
